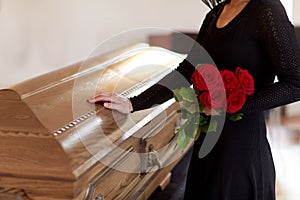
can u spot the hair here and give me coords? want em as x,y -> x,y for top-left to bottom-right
202,0 -> 230,9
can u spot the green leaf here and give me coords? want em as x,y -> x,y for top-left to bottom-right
207,119 -> 218,132
186,112 -> 197,122
184,120 -> 198,138
173,89 -> 184,102
192,85 -> 200,95
185,102 -> 199,114
176,129 -> 191,150
179,88 -> 196,102
194,128 -> 201,141
228,113 -> 244,121
199,104 -> 206,112
181,109 -> 188,119
201,124 -> 208,133
200,119 -> 218,133
199,114 -> 208,126
178,121 -> 188,132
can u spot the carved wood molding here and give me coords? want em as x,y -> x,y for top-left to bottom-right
53,63 -> 176,137
0,129 -> 50,138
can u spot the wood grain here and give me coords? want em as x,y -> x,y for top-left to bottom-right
0,44 -> 190,200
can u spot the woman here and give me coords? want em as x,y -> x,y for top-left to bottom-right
88,0 -> 300,199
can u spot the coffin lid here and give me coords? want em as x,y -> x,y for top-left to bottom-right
0,43 -> 186,183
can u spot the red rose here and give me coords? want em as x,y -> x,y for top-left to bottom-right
226,88 -> 246,114
235,67 -> 254,96
199,88 -> 226,110
211,88 -> 226,110
191,64 -> 221,91
199,91 -> 211,109
221,70 -> 240,91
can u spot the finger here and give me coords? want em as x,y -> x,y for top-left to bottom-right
103,102 -> 124,112
101,93 -> 127,104
87,95 -> 109,103
87,93 -> 115,103
103,101 -> 132,114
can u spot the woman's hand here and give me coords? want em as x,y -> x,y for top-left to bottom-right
87,93 -> 133,114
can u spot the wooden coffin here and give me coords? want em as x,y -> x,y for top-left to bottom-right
0,43 -> 192,200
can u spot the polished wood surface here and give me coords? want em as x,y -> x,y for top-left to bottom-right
0,43 -> 192,200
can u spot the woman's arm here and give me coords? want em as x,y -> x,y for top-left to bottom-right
87,10 -> 215,113
240,1 -> 300,113
129,11 -> 216,112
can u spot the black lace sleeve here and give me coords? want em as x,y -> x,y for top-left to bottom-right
240,1 -> 300,113
129,11 -> 215,112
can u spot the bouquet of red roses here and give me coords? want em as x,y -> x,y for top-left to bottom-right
173,64 -> 254,149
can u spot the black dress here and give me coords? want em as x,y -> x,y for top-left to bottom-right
130,0 -> 300,199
